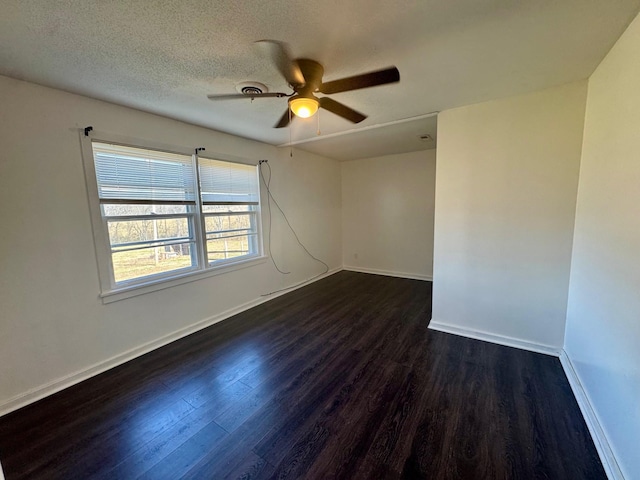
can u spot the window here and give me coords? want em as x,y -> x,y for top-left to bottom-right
83,137 -> 263,299
199,157 -> 260,265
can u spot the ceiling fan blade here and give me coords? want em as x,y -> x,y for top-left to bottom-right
319,97 -> 367,123
274,109 -> 292,128
255,40 -> 305,86
207,92 -> 287,101
319,67 -> 400,94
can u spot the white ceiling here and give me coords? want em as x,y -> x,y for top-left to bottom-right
285,114 -> 438,161
1,0 -> 639,161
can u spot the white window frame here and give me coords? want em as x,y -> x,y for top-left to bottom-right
80,131 -> 265,303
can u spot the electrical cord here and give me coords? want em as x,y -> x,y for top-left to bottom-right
260,160 -> 290,275
258,160 -> 330,296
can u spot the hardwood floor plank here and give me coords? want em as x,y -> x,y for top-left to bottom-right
352,368 -> 430,479
300,362 -> 409,479
214,340 -> 354,435
253,349 -> 376,466
183,376 -> 254,410
137,418 -> 228,480
2,380 -> 193,479
0,272 -> 605,480
177,398 -> 289,479
95,379 -> 250,480
219,451 -> 273,480
235,331 -> 323,389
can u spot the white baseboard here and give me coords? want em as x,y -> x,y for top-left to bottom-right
0,268 -> 341,417
427,321 -> 621,479
343,265 -> 432,282
559,350 -> 624,480
428,320 -> 561,356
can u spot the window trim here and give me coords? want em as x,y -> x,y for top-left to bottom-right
80,130 -> 265,303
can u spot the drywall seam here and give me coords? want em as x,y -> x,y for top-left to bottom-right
428,320 -> 561,356
559,350 -> 625,480
343,266 -> 433,282
0,268 -> 342,417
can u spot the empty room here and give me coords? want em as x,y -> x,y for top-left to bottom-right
1,1 -> 639,479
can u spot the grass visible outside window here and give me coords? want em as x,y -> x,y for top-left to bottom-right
84,140 -> 262,293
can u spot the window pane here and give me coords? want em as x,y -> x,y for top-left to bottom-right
206,236 -> 253,261
108,217 -> 192,247
202,204 -> 253,213
87,140 -> 263,292
112,243 -> 195,283
103,204 -> 190,216
204,214 -> 252,235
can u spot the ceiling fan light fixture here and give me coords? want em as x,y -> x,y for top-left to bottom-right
289,96 -> 319,118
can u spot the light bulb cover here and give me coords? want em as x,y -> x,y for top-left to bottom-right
289,96 -> 319,118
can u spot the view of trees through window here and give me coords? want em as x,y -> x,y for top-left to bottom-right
203,204 -> 256,263
103,203 -> 257,283
89,141 -> 261,288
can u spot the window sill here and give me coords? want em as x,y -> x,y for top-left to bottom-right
99,255 -> 268,304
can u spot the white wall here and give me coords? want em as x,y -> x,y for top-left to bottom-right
431,82 -> 587,350
565,12 -> 640,480
341,150 -> 436,280
0,75 -> 342,412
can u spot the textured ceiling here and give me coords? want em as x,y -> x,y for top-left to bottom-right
1,0 -> 639,161
287,114 -> 438,161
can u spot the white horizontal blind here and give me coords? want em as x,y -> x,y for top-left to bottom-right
93,142 -> 196,203
199,158 -> 259,204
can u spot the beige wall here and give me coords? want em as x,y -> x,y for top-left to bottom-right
432,81 -> 587,349
341,150 -> 436,280
565,12 -> 640,479
0,75 -> 342,412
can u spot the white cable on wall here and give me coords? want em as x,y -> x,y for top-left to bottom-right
258,160 -> 330,296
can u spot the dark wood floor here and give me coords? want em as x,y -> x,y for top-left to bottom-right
0,271 -> 604,479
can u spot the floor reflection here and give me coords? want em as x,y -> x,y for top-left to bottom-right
127,342 -> 266,449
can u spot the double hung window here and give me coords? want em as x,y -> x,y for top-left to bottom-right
84,138 -> 262,299
199,158 -> 260,265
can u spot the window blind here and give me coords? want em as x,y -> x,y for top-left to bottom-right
93,142 -> 196,203
199,158 -> 259,204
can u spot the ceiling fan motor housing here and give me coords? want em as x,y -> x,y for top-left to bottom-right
294,59 -> 324,95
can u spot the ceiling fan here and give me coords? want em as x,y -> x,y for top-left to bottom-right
207,40 -> 400,128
